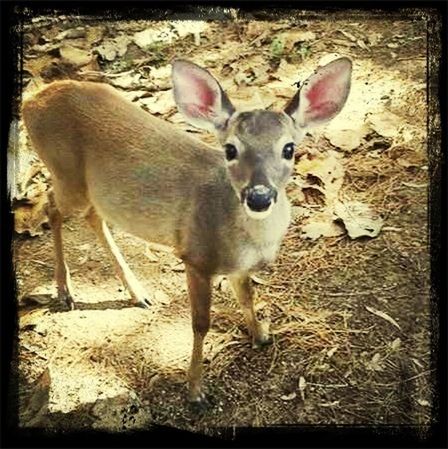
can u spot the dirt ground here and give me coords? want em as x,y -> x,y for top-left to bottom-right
11,10 -> 434,436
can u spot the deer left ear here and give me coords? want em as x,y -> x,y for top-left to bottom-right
172,59 -> 235,132
285,57 -> 352,129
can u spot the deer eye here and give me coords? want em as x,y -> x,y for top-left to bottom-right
282,142 -> 295,160
224,143 -> 238,161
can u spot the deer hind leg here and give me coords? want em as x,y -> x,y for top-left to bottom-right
46,188 -> 75,310
228,273 -> 272,348
185,263 -> 212,406
84,206 -> 152,309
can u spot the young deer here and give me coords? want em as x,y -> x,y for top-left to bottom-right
22,57 -> 352,405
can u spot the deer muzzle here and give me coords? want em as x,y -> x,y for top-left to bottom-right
242,184 -> 278,219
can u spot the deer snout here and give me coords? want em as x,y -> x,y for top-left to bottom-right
242,184 -> 277,219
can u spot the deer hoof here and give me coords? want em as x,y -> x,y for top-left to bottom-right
252,333 -> 273,349
131,295 -> 153,309
58,291 -> 75,311
132,296 -> 152,309
188,391 -> 210,412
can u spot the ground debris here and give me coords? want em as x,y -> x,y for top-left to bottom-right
365,306 -> 401,331
15,15 -> 431,431
334,200 -> 384,239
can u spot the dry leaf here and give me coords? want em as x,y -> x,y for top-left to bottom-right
367,111 -> 403,138
59,45 -> 91,67
110,72 -> 142,89
56,28 -> 86,40
95,35 -> 130,62
171,21 -> 209,39
132,22 -> 206,49
324,125 -> 370,152
320,400 -> 340,407
280,392 -> 297,401
278,30 -> 316,51
298,376 -> 306,401
146,241 -> 174,254
145,247 -> 160,262
301,218 -> 345,240
168,261 -> 185,272
366,352 -> 384,371
214,276 -> 231,293
139,90 -> 175,115
365,305 -> 401,330
14,193 -> 48,236
326,346 -> 339,358
296,150 -> 344,206
339,29 -> 357,42
250,274 -> 270,286
334,201 -> 383,239
401,181 -> 427,189
153,289 -> 170,305
390,338 -> 401,350
274,59 -> 300,83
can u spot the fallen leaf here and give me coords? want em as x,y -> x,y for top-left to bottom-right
334,201 -> 384,239
146,241 -> 174,254
250,274 -> 270,286
298,376 -> 306,401
319,401 -> 341,407
366,352 -> 384,371
110,72 -> 142,89
296,150 -> 344,206
145,247 -> 160,262
339,29 -> 357,42
325,125 -> 370,152
367,111 -> 403,138
168,261 -> 184,272
254,300 -> 268,312
95,35 -> 130,62
273,59 -> 300,83
365,305 -> 401,330
326,346 -> 339,358
390,337 -> 401,350
417,399 -> 430,407
214,276 -> 231,293
121,90 -> 150,102
356,39 -> 369,50
319,400 -> 340,407
171,21 -> 209,39
280,392 -> 297,401
133,28 -> 172,48
301,218 -> 345,240
153,289 -> 170,305
56,28 -> 86,40
278,30 -> 316,51
14,192 -> 48,236
139,90 -> 175,115
59,45 -> 91,67
411,358 -> 424,369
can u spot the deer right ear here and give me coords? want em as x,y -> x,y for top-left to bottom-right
285,57 -> 352,129
172,59 -> 235,132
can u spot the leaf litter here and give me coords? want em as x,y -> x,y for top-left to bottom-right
14,15 -> 431,430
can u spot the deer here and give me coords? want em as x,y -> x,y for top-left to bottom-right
22,57 -> 352,406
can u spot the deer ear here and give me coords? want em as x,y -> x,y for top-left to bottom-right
285,57 -> 352,128
172,59 -> 235,132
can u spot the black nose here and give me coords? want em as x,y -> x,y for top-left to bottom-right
245,185 -> 277,212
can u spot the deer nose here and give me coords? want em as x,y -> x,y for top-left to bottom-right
245,185 -> 277,212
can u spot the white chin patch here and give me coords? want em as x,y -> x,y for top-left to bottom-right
244,202 -> 274,220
